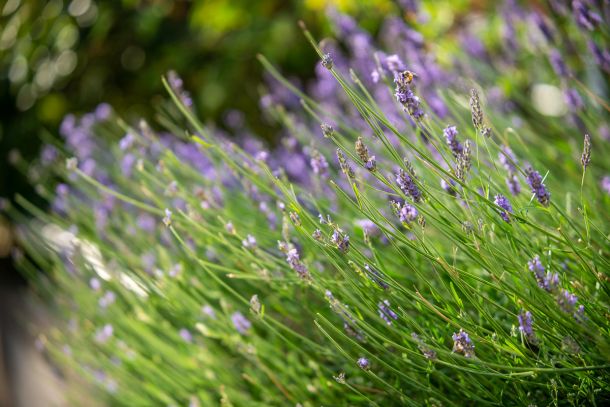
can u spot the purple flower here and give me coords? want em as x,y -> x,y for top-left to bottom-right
310,149 -> 329,177
494,194 -> 512,223
357,357 -> 370,370
202,305 -> 216,318
136,213 -> 156,233
278,241 -> 310,280
179,328 -> 193,343
355,219 -> 380,237
120,153 -> 136,177
331,230 -> 350,254
95,324 -> 113,343
90,277 -> 101,291
119,133 -> 135,150
167,70 -> 193,107
242,234 -> 257,249
40,144 -> 58,165
378,300 -> 398,325
99,291 -> 116,308
398,202 -> 418,223
532,12 -> 555,43
95,103 -> 111,121
549,49 -> 570,77
499,145 -> 518,173
452,329 -> 475,358
601,176 -> 610,195
168,263 -> 182,278
518,311 -> 536,343
572,0 -> 602,31
396,169 -> 422,202
564,88 -> 584,110
528,255 -> 558,292
525,167 -> 550,206
384,54 -> 405,73
557,289 -> 578,314
231,311 -> 251,334
394,70 -> 424,119
588,40 -> 610,72
444,125 -> 463,157
506,174 -> 521,196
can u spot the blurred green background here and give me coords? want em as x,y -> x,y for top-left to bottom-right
0,0 -> 396,217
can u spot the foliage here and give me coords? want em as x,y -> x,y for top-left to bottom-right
5,1 -> 610,405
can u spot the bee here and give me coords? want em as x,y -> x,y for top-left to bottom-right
401,70 -> 417,84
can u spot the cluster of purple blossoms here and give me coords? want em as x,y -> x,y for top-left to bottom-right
231,312 -> 251,334
452,329 -> 475,358
517,311 -> 536,343
444,125 -> 463,157
95,324 -> 114,344
549,49 -> 570,77
331,229 -> 350,253
99,291 -> 116,308
179,328 -> 193,343
588,40 -> 610,73
394,71 -> 424,119
357,357 -> 370,370
396,201 -> 418,224
498,146 -> 517,169
557,289 -> 585,320
242,234 -> 257,249
396,169 -> 422,202
310,149 -> 329,177
564,88 -> 584,111
494,194 -> 513,223
572,0 -> 602,31
525,167 -> 551,207
378,300 -> 398,325
528,255 -> 559,292
601,176 -> 610,195
278,241 -> 310,280
167,70 -> 193,107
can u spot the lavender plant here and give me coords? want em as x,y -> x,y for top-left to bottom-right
5,2 -> 610,406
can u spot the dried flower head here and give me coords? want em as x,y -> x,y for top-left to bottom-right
321,123 -> 334,138
469,89 -> 483,131
581,134 -> 591,169
337,149 -> 355,180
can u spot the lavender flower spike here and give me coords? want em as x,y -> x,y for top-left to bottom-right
378,300 -> 398,325
494,194 -> 513,223
518,311 -> 536,343
331,229 -> 350,254
231,312 -> 251,334
396,169 -> 422,203
528,255 -> 558,292
452,329 -> 475,358
525,167 -> 550,206
444,125 -> 463,157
